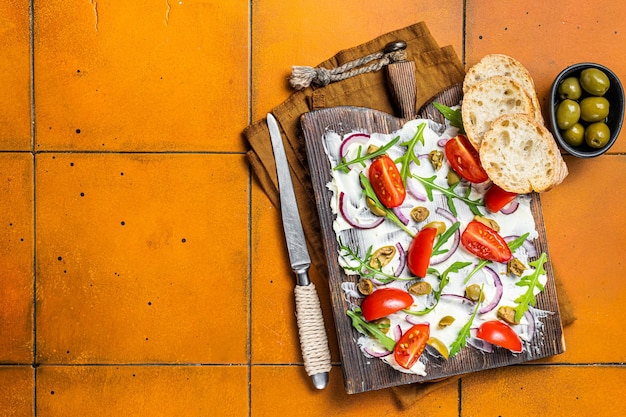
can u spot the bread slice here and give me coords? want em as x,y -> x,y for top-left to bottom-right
462,76 -> 536,150
479,114 -> 568,194
463,54 -> 543,121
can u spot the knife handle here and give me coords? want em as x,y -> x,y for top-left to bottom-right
293,275 -> 332,389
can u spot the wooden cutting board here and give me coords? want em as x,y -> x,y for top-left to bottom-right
301,84 -> 565,394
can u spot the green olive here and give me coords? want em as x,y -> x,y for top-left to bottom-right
555,99 -> 581,130
585,122 -> 611,148
580,96 -> 610,122
557,77 -> 582,100
423,221 -> 446,236
580,68 -> 610,96
438,315 -> 456,329
427,337 -> 449,360
465,284 -> 485,302
409,281 -> 432,296
561,123 -> 585,147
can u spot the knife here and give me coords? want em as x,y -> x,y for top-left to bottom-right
267,113 -> 332,389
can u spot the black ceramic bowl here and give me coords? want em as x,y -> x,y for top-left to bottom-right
548,62 -> 624,157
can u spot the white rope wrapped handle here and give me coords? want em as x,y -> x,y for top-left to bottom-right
294,283 -> 332,376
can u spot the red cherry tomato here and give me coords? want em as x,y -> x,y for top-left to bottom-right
485,184 -> 518,213
394,323 -> 430,369
407,227 -> 437,277
476,320 -> 523,353
461,221 -> 512,263
444,134 -> 489,183
368,154 -> 406,208
360,288 -> 413,321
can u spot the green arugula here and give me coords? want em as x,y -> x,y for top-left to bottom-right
411,174 -> 483,216
433,102 -> 464,132
514,252 -> 547,322
405,261 -> 472,316
448,285 -> 483,358
338,241 -> 414,284
359,173 -> 415,237
432,221 -> 461,257
394,122 -> 427,186
333,135 -> 400,173
464,233 -> 530,284
347,308 -> 396,351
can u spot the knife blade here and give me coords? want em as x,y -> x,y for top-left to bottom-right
267,113 -> 331,389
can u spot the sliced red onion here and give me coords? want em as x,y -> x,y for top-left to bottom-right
478,266 -> 503,314
500,200 -> 519,215
430,207 -> 461,265
339,192 -> 384,229
363,346 -> 392,358
392,207 -> 409,225
524,310 -> 535,341
393,324 -> 402,342
407,176 -> 428,201
405,314 -> 420,325
437,138 -> 449,147
504,235 -> 538,258
394,242 -> 406,277
339,132 -> 370,159
440,293 -> 476,305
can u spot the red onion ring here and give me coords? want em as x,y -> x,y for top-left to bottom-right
393,324 -> 403,342
478,266 -> 503,314
437,138 -> 449,147
500,200 -> 519,215
504,235 -> 538,258
407,176 -> 428,201
440,293 -> 476,305
339,132 -> 370,159
392,207 -> 410,225
430,207 -> 461,265
394,242 -> 406,277
339,192 -> 384,230
363,346 -> 392,358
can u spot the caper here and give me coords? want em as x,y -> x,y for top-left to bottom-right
429,150 -> 444,171
423,221 -> 446,236
465,284 -> 485,302
366,197 -> 387,217
497,306 -> 519,325
408,281 -> 432,296
438,315 -> 456,329
357,279 -> 374,295
580,96 -> 610,122
561,123 -> 585,147
372,317 -> 391,334
427,337 -> 449,360
555,99 -> 581,130
473,215 -> 500,232
585,122 -> 611,148
370,245 -> 396,269
447,169 -> 462,186
557,76 -> 582,100
410,206 -> 429,222
580,68 -> 610,96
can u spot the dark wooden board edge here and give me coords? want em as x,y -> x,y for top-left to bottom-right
301,87 -> 565,394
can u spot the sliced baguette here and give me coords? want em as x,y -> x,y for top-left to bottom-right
479,114 -> 568,194
462,76 -> 536,150
463,54 -> 543,121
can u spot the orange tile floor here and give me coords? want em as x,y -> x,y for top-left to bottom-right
1,1 -> 625,416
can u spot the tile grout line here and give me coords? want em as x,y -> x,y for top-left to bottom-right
247,1 -> 254,417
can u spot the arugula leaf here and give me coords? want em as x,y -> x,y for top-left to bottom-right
412,174 -> 483,216
405,261 -> 472,316
334,135 -> 400,173
338,241 -> 415,284
514,252 -> 547,322
432,221 -> 461,256
347,308 -> 396,351
433,102 -> 464,132
394,122 -> 427,186
448,285 -> 483,357
464,232 -> 531,284
359,173 -> 415,237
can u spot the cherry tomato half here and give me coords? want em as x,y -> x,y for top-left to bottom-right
394,323 -> 430,369
484,184 -> 518,213
444,134 -> 489,183
368,154 -> 406,208
476,320 -> 523,353
407,227 -> 437,277
461,221 -> 512,263
361,288 -> 413,321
